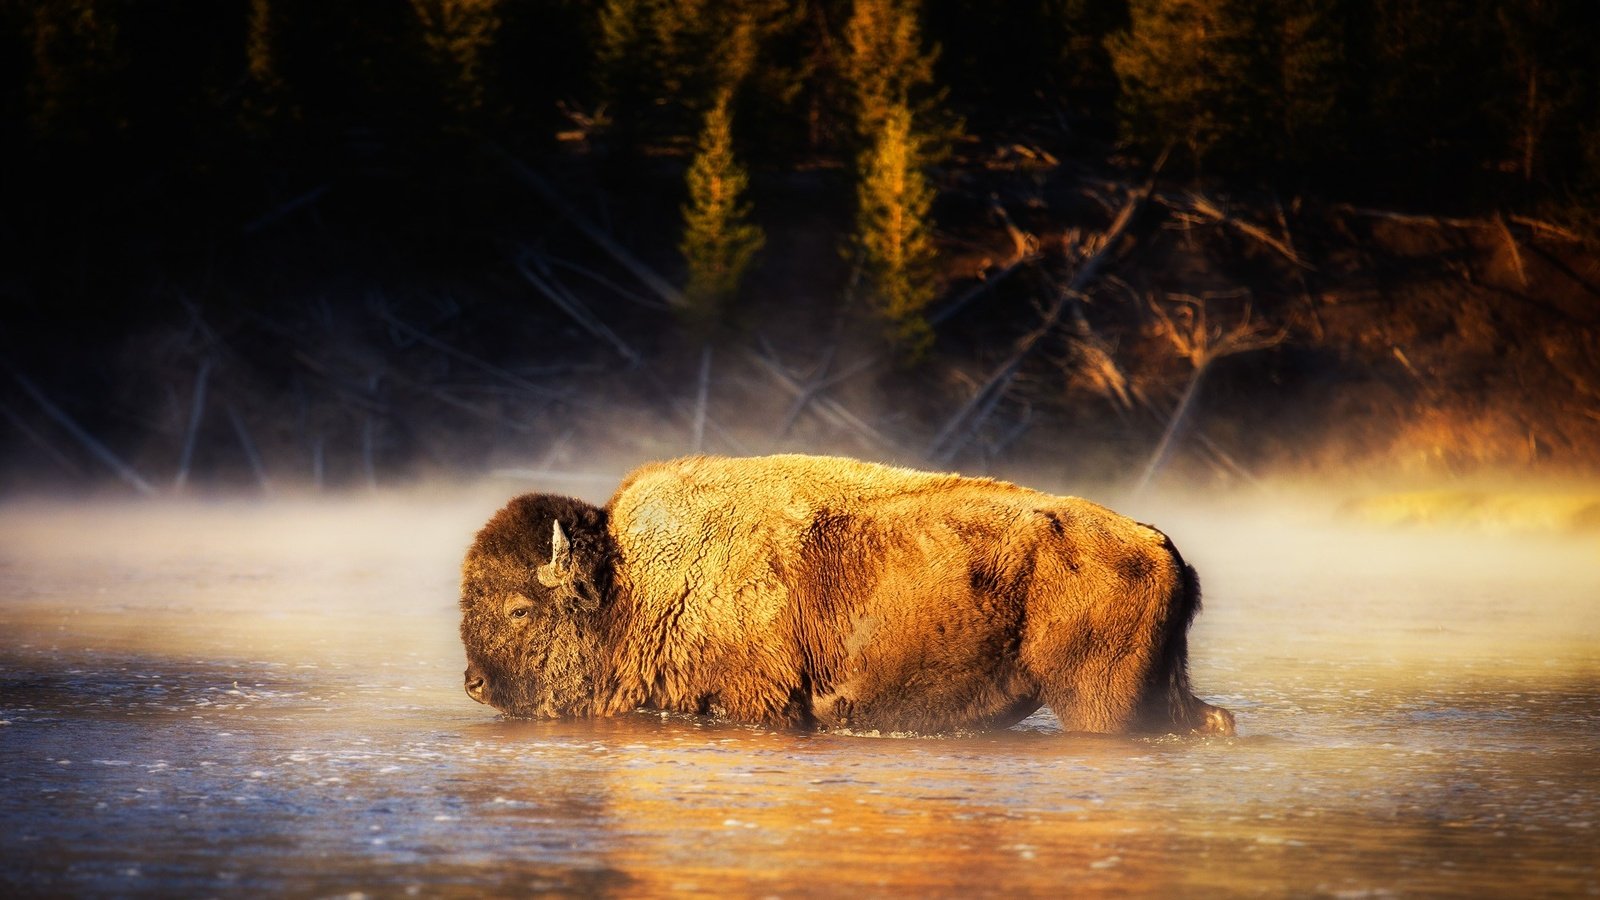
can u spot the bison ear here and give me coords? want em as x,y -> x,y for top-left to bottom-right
536,520 -> 574,588
536,519 -> 601,613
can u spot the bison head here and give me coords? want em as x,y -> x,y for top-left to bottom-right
458,493 -> 613,717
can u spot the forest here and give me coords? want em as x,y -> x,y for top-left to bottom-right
3,0 -> 1598,493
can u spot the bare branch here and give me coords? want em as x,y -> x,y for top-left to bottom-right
1336,204 -> 1589,244
691,344 -> 712,453
514,256 -> 644,366
743,346 -> 902,453
0,399 -> 86,477
373,308 -> 571,400
1507,215 -> 1587,243
483,141 -> 690,310
8,369 -> 155,495
536,253 -> 672,311
1496,212 -> 1529,287
1133,295 -> 1286,494
926,148 -> 1169,463
1132,363 -> 1208,496
173,357 -> 213,490
1276,194 -> 1324,341
242,184 -> 331,235
1161,191 -> 1315,270
225,401 -> 271,492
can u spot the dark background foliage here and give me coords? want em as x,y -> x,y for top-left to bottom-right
2,0 -> 1596,493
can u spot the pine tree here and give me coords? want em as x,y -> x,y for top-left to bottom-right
1356,0 -> 1497,187
1109,0 -> 1274,168
594,0 -> 643,91
844,0 -> 944,355
843,0 -> 937,139
652,0 -> 711,99
856,102 -> 937,356
919,0 -> 1127,127
1275,0 -> 1348,169
241,0 -> 288,128
411,0 -> 502,119
1049,0 -> 1130,115
26,0 -> 124,138
1496,0 -> 1599,188
594,0 -> 793,151
679,91 -> 765,326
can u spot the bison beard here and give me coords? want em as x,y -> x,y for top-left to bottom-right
458,454 -> 1236,736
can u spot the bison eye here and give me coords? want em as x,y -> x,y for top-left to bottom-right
502,594 -> 535,622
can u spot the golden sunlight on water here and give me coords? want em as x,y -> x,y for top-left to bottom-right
1,485 -> 1596,896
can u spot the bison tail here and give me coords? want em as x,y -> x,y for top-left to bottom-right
1153,536 -> 1205,727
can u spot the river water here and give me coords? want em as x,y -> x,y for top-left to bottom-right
2,487 -> 1596,896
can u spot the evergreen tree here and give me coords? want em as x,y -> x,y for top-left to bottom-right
242,0 -> 287,128
700,1 -> 817,163
772,0 -> 853,158
1354,0 -> 1497,191
1108,0 -> 1357,176
265,0 -> 434,136
594,0 -> 793,149
652,0 -> 711,99
411,0 -> 503,119
679,90 -> 765,326
1048,0 -> 1130,120
102,3 -> 250,147
856,102 -> 938,356
594,0 -> 708,135
843,0 -> 937,138
1488,0 -> 1600,230
488,0 -> 594,140
1275,0 -> 1348,170
1109,0 -> 1274,168
921,0 -> 1128,129
26,0 -> 125,139
594,0 -> 645,98
842,0 -> 946,354
245,0 -> 277,89
1495,0 -> 1599,188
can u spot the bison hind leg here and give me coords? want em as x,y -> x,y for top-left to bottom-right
1147,686 -> 1235,736
1128,674 -> 1236,736
1136,558 -> 1237,736
1194,701 -> 1235,736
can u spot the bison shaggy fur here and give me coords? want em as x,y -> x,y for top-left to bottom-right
459,454 -> 1235,736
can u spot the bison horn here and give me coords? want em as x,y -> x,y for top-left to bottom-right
537,520 -> 573,588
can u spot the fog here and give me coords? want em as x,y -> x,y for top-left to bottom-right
6,477 -> 1593,674
2,476 -> 1597,894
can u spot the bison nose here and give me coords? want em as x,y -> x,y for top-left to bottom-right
464,664 -> 490,705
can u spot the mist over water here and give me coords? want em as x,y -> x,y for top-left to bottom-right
2,479 -> 1597,896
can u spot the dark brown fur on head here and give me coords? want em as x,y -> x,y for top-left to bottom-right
459,493 -> 615,717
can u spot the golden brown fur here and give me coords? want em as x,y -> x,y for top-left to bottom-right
459,454 -> 1235,735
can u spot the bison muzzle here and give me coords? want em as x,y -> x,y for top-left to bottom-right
458,454 -> 1235,736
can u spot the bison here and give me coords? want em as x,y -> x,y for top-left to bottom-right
459,453 -> 1235,736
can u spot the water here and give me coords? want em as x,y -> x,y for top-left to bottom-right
2,490 -> 1597,896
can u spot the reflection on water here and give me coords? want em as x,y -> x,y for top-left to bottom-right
1,493 -> 1597,896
